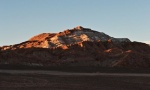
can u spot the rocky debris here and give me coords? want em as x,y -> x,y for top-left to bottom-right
0,26 -> 149,68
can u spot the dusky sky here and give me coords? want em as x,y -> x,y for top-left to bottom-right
0,0 -> 150,46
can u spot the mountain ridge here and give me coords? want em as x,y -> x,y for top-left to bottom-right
0,26 -> 150,68
0,26 -> 130,50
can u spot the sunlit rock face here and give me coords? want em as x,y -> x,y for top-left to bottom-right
5,26 -> 129,49
0,26 -> 132,51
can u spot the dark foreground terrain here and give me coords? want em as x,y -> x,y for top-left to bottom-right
0,70 -> 150,90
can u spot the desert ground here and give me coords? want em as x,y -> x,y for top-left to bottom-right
0,70 -> 150,90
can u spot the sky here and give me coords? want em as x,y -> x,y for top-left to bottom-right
0,0 -> 150,46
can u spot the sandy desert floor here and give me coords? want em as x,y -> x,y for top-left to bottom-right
0,70 -> 150,90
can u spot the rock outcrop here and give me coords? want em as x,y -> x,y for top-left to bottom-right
0,26 -> 130,50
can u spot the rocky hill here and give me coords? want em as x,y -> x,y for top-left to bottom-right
0,26 -> 150,68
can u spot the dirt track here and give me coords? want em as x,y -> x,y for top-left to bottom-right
0,70 -> 150,77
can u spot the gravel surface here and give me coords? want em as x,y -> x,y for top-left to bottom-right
0,70 -> 150,90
